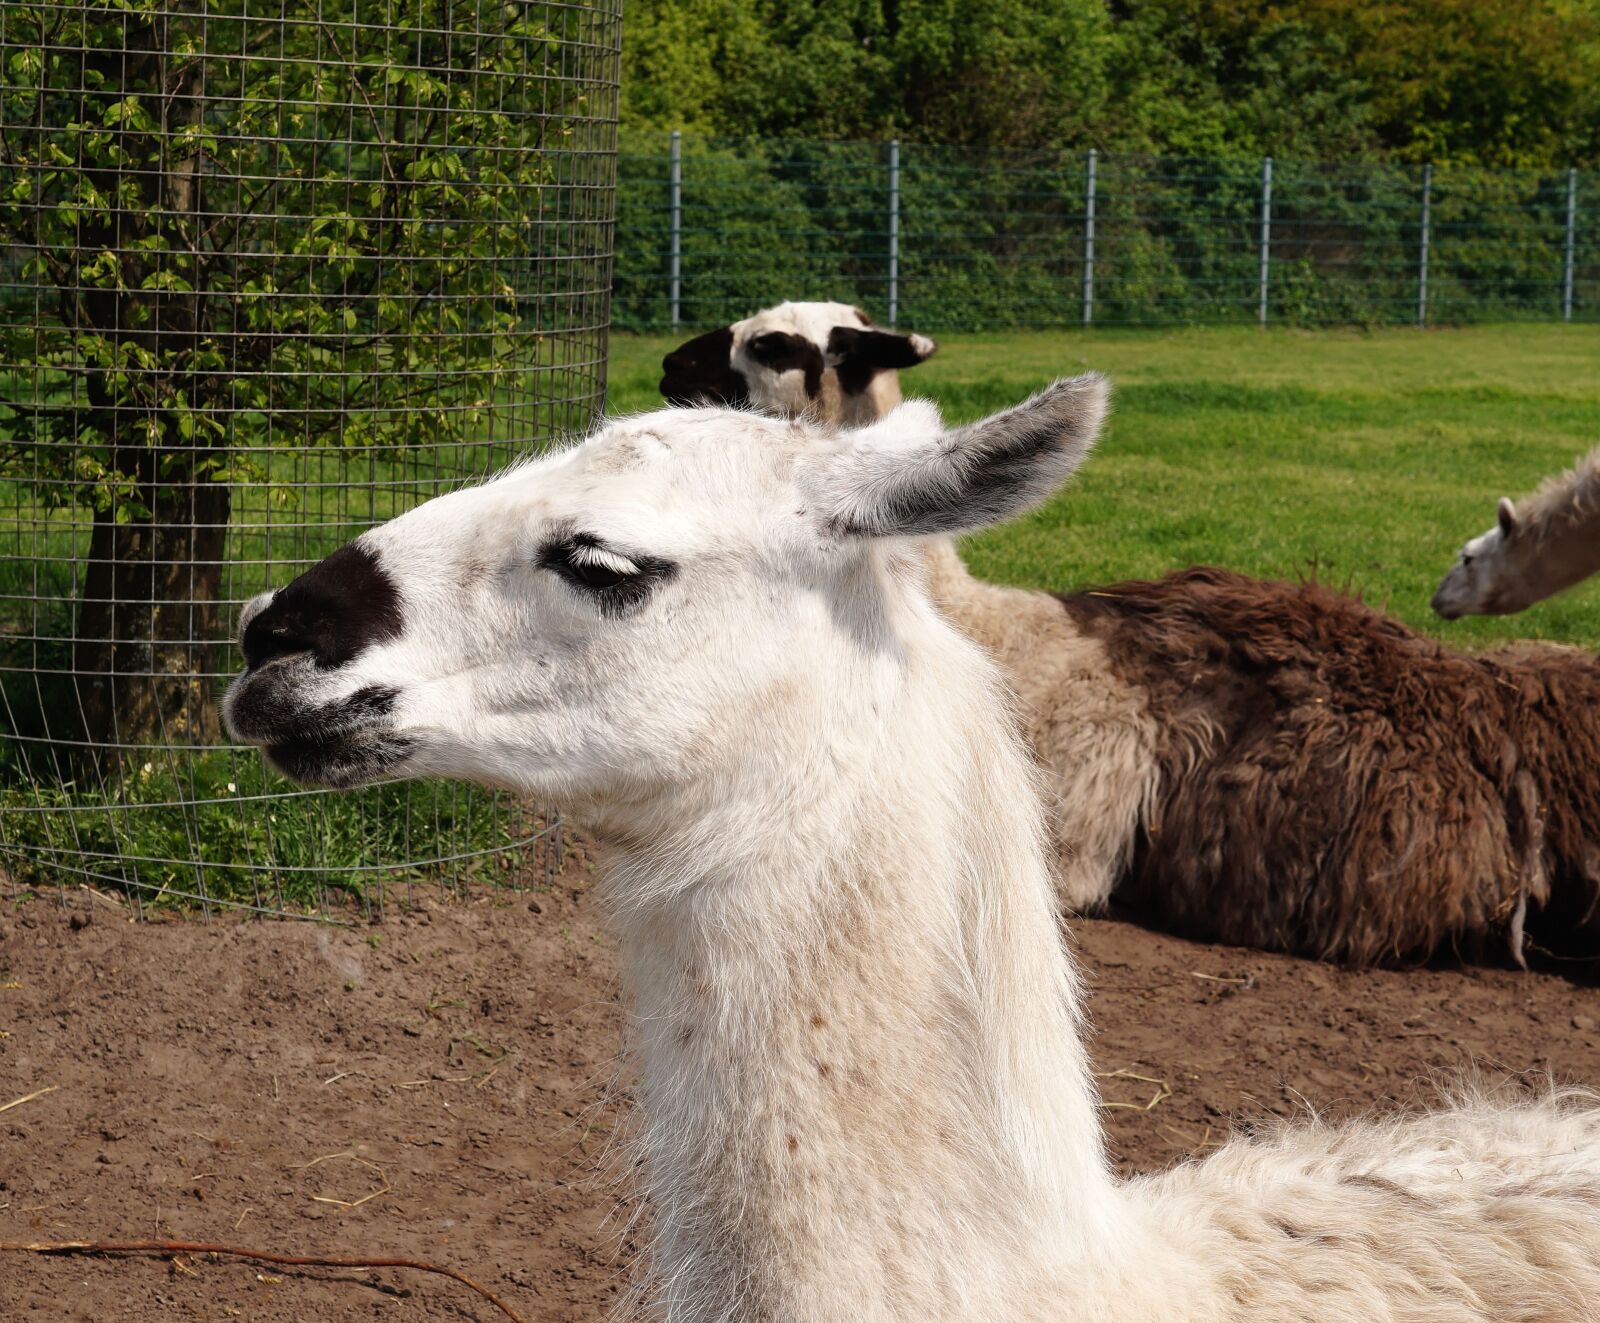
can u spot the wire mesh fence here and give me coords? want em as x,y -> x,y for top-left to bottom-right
0,0 -> 621,917
614,133 -> 1597,331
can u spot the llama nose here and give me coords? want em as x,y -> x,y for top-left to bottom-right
239,542 -> 403,672
662,350 -> 689,374
242,598 -> 321,670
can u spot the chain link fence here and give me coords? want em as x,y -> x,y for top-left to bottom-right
615,133 -> 1597,331
0,1 -> 620,917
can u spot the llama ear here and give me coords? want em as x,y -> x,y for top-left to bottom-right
826,326 -> 938,373
1497,497 -> 1519,537
808,373 -> 1108,539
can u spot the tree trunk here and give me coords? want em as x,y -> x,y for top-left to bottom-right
72,467 -> 231,770
59,21 -> 226,773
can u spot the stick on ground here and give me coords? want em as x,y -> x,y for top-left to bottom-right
0,1240 -> 527,1323
0,1086 -> 56,1115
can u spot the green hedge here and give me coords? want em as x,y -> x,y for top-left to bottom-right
615,134 -> 1596,331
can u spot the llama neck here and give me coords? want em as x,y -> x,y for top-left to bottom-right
1520,527 -> 1600,604
1513,451 -> 1600,602
602,611 -> 1126,1321
916,536 -> 1056,665
916,537 -> 1006,652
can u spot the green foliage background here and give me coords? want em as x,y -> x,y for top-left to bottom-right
613,136 -> 1597,331
622,0 -> 1600,169
0,0 -> 619,906
2,0 -> 589,517
614,2 -> 1600,332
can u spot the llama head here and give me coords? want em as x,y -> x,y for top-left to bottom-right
1432,497 -> 1525,618
223,376 -> 1106,820
659,301 -> 937,425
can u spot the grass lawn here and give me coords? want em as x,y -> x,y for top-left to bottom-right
608,324 -> 1600,649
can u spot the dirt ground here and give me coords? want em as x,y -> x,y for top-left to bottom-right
3,847 -> 1599,1322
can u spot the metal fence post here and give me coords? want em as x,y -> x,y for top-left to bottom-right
1258,156 -> 1273,327
1563,168 -> 1578,323
1417,162 -> 1432,328
1082,148 -> 1097,327
888,138 -> 900,328
669,130 -> 682,328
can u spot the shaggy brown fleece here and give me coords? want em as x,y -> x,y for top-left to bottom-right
1059,567 -> 1600,969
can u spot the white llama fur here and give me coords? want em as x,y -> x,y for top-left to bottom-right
1434,442 -> 1600,618
226,381 -> 1600,1323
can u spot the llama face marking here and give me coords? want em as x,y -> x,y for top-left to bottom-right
240,543 -> 403,670
226,544 -> 411,787
659,300 -> 936,419
659,326 -> 751,408
224,378 -> 1105,808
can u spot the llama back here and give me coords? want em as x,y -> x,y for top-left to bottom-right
1058,566 -> 1600,968
1137,1084 -> 1600,1322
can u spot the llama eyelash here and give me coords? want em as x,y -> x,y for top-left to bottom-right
569,542 -> 642,579
537,534 -> 677,617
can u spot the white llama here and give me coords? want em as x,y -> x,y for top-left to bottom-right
1433,442 -> 1600,617
226,380 -> 1600,1322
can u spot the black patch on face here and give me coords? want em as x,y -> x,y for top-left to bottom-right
660,326 -> 752,407
826,326 -> 933,395
537,532 -> 678,619
243,542 -> 403,671
744,330 -> 825,398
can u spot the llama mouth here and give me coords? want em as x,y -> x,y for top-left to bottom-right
225,669 -> 411,787
263,727 -> 415,789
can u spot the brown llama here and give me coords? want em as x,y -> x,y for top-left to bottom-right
1061,566 -> 1600,966
662,304 -> 1600,969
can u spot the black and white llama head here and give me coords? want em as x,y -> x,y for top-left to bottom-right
659,301 -> 938,427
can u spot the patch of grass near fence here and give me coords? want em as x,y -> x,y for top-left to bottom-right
0,749 -> 538,911
608,323 -> 1600,649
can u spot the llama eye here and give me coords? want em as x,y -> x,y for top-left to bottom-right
536,535 -> 677,618
1462,553 -> 1474,567
564,552 -> 634,591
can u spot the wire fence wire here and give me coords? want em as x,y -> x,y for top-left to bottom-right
0,0 -> 621,917
614,133 -> 1597,331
